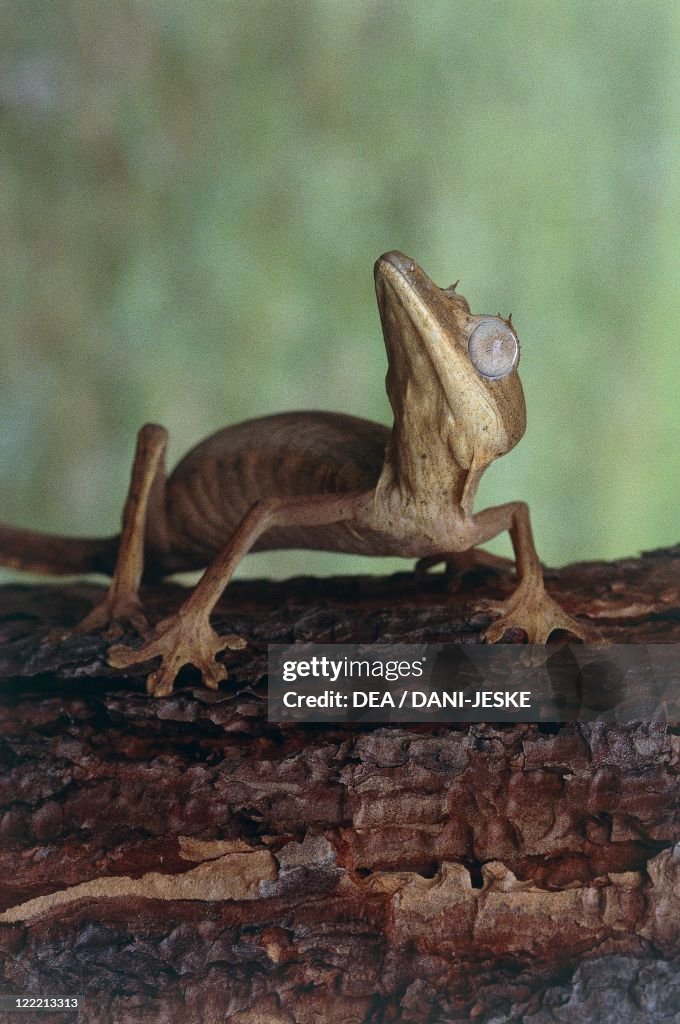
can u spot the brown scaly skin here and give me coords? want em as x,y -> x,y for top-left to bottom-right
0,253 -> 599,695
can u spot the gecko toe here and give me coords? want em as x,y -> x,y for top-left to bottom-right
481,618 -> 513,643
146,660 -> 183,698
106,640 -> 157,669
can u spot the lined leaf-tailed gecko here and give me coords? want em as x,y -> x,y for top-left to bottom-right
0,252 -> 597,695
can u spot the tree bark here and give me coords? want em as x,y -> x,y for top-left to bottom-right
0,546 -> 678,1023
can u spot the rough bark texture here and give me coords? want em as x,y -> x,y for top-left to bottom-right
0,546 -> 678,1023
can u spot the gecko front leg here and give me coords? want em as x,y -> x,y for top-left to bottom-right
469,501 -> 600,643
108,491 -> 368,696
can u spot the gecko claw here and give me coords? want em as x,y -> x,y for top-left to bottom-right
107,613 -> 247,697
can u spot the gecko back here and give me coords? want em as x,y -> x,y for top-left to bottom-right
159,410 -> 390,569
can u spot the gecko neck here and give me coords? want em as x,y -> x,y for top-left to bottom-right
375,320 -> 491,518
377,388 -> 483,518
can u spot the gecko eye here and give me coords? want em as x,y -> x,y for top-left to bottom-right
467,319 -> 519,379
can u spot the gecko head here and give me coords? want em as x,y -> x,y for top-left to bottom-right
374,251 -> 526,470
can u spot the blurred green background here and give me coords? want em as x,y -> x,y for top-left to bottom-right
0,1 -> 678,582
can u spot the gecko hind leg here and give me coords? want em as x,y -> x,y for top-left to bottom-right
108,491 -> 364,697
76,423 -> 168,638
415,549 -> 514,586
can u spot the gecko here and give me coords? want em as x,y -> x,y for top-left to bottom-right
0,252 -> 597,696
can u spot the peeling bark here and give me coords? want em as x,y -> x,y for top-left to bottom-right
0,546 -> 678,1023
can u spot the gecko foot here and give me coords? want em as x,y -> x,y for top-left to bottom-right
479,586 -> 602,644
107,612 -> 247,697
75,592 -> 148,640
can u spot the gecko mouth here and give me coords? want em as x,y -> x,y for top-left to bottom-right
374,251 -> 471,327
374,251 -> 421,300
374,250 -> 468,355
374,251 -> 440,335
375,250 -> 416,281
